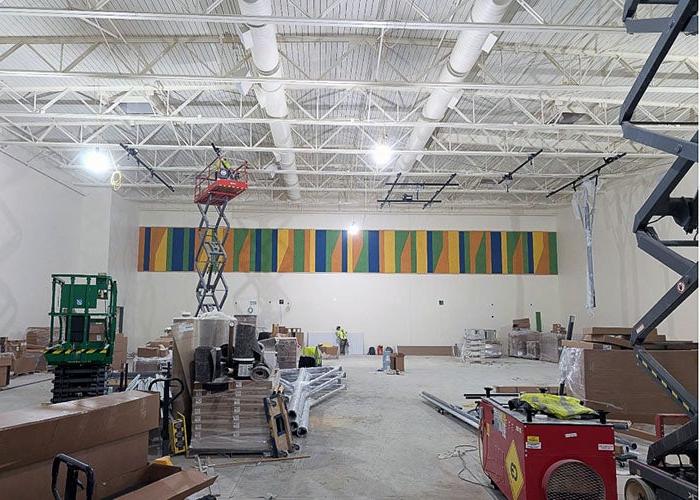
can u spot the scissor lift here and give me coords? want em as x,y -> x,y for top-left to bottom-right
193,145 -> 248,316
620,1 -> 698,498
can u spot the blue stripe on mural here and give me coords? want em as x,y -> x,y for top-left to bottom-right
188,228 -> 195,271
426,231 -> 434,273
143,227 -> 151,271
526,232 -> 534,274
271,229 -> 278,272
171,228 -> 184,271
315,229 -> 326,272
368,230 -> 379,273
490,231 -> 502,274
255,229 -> 262,272
341,230 -> 348,272
458,231 -> 466,273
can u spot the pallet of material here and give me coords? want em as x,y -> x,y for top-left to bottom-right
189,378 -> 277,455
577,326 -> 697,350
561,347 -> 698,423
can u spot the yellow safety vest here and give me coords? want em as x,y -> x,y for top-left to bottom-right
519,393 -> 597,420
336,328 -> 347,341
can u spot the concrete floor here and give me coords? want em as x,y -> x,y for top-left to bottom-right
0,356 -> 632,499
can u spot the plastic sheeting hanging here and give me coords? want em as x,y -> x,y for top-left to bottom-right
572,177 -> 599,310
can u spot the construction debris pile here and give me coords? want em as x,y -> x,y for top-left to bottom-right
280,366 -> 347,437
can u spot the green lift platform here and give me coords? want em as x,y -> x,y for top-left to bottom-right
44,274 -> 118,403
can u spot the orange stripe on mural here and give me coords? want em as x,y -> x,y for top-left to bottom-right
434,231 -> 449,273
330,234 -> 342,272
239,230 -> 251,272
400,232 -> 412,273
278,229 -> 293,272
351,232 -> 364,270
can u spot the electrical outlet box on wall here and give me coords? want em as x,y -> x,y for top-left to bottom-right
233,298 -> 259,316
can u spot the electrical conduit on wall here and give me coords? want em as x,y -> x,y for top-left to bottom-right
237,0 -> 301,201
395,0 -> 511,172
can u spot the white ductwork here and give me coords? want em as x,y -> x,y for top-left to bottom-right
395,0 -> 511,172
237,0 -> 301,200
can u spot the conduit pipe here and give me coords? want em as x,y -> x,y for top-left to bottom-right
395,0 -> 511,172
237,0 -> 301,200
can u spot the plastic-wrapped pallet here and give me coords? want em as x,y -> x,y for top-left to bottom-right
189,376 -> 278,454
508,330 -> 541,359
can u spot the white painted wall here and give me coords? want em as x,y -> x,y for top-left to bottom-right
132,208 -> 562,348
557,166 -> 698,340
0,155 -> 83,338
0,152 -> 140,340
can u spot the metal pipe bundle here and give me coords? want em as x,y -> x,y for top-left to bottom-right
280,366 -> 346,437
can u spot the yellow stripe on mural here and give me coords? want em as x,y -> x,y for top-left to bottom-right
347,232 -> 354,273
278,229 -> 290,271
153,228 -> 168,271
416,230 -> 427,273
383,230 -> 396,273
447,231 -> 460,274
307,229 -> 315,272
533,231 -> 546,274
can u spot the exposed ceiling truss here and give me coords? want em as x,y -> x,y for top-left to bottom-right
0,0 -> 695,211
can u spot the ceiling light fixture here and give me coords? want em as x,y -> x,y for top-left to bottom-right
83,149 -> 112,176
371,142 -> 393,166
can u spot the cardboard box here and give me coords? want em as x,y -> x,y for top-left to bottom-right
111,333 -> 128,370
563,348 -> 698,423
390,352 -> 405,372
25,327 -> 57,347
147,337 -> 173,349
495,386 -> 560,394
5,340 -> 23,357
0,433 -> 149,500
12,351 -> 47,375
137,346 -> 168,358
114,465 -> 215,500
512,318 -> 531,329
0,354 -> 11,387
0,391 -> 159,472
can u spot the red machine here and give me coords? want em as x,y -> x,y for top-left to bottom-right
479,396 -> 617,500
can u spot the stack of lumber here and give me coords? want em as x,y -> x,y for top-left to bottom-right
563,327 -> 698,350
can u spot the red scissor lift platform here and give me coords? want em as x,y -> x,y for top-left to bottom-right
193,155 -> 248,315
193,160 -> 249,205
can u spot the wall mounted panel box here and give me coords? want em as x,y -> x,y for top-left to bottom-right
479,395 -> 616,500
44,273 -> 118,403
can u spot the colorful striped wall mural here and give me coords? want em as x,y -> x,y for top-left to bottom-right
138,227 -> 558,275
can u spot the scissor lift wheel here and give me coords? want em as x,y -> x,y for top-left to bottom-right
624,477 -> 656,500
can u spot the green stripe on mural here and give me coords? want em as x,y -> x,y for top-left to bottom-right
261,229 -> 273,272
410,231 -> 417,273
463,231 -> 471,273
506,232 -> 518,274
474,233 -> 487,273
431,231 -> 443,271
326,230 -> 339,271
182,228 -> 190,271
232,229 -> 245,271
395,230 -> 408,272
548,232 -> 558,274
355,231 -> 369,272
293,229 -> 305,272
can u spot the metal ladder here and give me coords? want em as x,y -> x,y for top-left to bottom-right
194,197 -> 230,316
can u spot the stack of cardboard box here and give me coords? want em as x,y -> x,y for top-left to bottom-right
271,324 -> 305,347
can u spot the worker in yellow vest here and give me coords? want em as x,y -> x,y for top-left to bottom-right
335,326 -> 349,355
